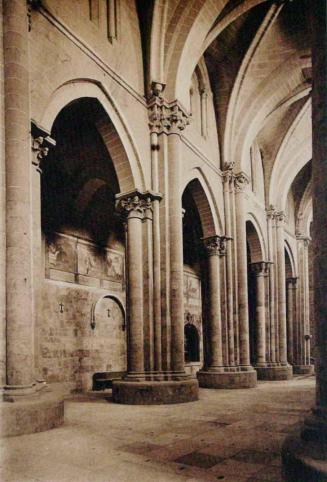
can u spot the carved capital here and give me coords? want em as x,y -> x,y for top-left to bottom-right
234,172 -> 250,193
266,205 -> 276,220
203,235 -> 229,257
31,120 -> 56,172
287,277 -> 298,286
250,261 -> 270,276
296,233 -> 311,247
116,189 -> 162,219
148,96 -> 190,135
274,210 -> 286,226
222,168 -> 234,185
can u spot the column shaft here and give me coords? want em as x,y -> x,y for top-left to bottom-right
275,213 -> 287,365
168,134 -> 185,375
251,264 -> 267,366
234,174 -> 251,368
127,212 -> 144,375
222,171 -> 235,366
4,0 -> 34,387
286,278 -> 296,365
203,237 -> 223,370
267,210 -> 276,364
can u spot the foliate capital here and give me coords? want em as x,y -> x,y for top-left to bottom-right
266,205 -> 276,220
296,233 -> 311,246
203,235 -> 229,257
31,120 -> 56,172
115,189 -> 162,219
286,277 -> 298,286
222,168 -> 234,185
148,96 -> 190,135
274,210 -> 286,225
234,172 -> 250,193
250,261 -> 270,276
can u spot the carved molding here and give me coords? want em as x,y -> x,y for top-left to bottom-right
116,189 -> 162,219
148,95 -> 190,135
31,120 -> 56,172
203,235 -> 229,257
296,233 -> 311,247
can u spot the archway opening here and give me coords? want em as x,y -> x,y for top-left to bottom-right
184,323 -> 200,363
40,98 -> 128,391
182,183 -> 205,375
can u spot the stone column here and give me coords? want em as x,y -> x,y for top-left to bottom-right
3,0 -> 35,395
200,88 -> 208,138
294,235 -> 313,374
275,211 -> 289,369
222,169 -> 235,367
202,236 -> 225,370
283,4 -> 327,478
116,191 -> 147,379
31,122 -> 55,380
251,262 -> 269,367
234,172 -> 252,369
266,207 -> 276,365
286,277 -> 297,365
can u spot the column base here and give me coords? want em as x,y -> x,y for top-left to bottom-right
255,365 -> 293,380
197,368 -> 257,389
0,387 -> 64,437
112,379 -> 199,404
282,434 -> 327,481
293,364 -> 315,375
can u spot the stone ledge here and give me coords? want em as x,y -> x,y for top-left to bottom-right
197,369 -> 257,389
293,365 -> 315,375
0,391 -> 64,437
256,365 -> 293,380
112,379 -> 199,405
282,434 -> 327,481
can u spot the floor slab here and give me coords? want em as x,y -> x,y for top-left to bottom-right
0,375 -> 315,482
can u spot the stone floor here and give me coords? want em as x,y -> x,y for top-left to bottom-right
1,375 -> 315,482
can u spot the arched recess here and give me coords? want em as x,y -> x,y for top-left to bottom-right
246,217 -> 266,262
39,79 -> 145,192
90,294 -> 126,330
181,168 -> 223,236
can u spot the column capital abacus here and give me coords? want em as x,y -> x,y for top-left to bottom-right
203,235 -> 229,256
233,171 -> 250,193
116,189 -> 162,219
148,95 -> 190,135
31,120 -> 56,172
250,261 -> 270,276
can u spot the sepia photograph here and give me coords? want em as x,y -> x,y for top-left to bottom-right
0,0 -> 325,481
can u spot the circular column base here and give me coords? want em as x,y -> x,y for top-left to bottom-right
293,364 -> 315,375
197,369 -> 257,389
0,390 -> 64,437
282,434 -> 327,481
256,365 -> 293,380
112,379 -> 199,405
